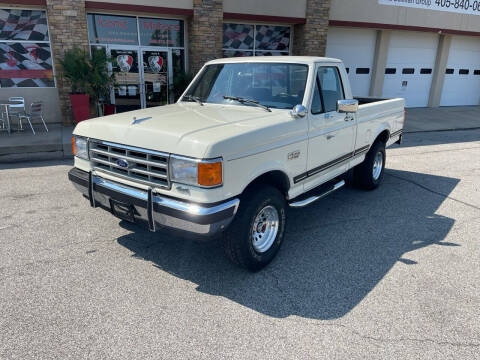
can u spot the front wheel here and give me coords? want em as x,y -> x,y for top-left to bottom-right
354,141 -> 386,190
222,185 -> 287,271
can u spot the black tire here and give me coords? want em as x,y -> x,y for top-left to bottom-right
354,140 -> 386,190
222,185 -> 287,272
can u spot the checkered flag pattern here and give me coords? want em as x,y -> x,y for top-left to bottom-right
223,23 -> 254,50
0,9 -> 49,41
0,42 -> 53,87
223,23 -> 291,57
255,25 -> 290,51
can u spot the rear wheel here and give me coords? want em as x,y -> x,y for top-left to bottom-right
354,140 -> 386,190
223,185 -> 286,271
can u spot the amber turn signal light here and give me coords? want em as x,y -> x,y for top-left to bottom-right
71,137 -> 76,155
198,161 -> 222,187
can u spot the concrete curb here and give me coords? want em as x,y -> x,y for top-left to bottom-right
404,127 -> 480,134
0,151 -> 68,163
0,125 -> 74,164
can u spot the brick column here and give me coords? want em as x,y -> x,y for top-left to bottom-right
188,0 -> 223,75
293,0 -> 331,56
46,0 -> 89,125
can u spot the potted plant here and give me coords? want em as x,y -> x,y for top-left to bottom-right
88,48 -> 116,117
60,48 -> 91,123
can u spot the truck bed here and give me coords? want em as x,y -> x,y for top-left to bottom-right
354,97 -> 405,144
354,96 -> 390,105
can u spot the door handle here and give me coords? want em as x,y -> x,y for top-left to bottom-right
344,115 -> 354,122
326,134 -> 335,140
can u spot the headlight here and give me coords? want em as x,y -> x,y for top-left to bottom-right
72,136 -> 88,160
170,156 -> 222,188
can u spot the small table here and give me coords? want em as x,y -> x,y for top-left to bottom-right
0,103 -> 11,135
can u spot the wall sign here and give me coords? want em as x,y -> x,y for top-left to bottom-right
379,0 -> 480,16
87,14 -> 138,45
139,18 -> 184,47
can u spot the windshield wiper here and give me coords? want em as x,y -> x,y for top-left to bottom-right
223,96 -> 272,112
183,95 -> 204,106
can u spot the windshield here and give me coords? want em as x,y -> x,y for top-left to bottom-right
183,63 -> 309,110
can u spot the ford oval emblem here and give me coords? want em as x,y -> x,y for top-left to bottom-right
116,159 -> 129,168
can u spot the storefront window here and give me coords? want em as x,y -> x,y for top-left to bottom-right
139,18 -> 184,47
87,14 -> 138,45
0,9 -> 54,88
90,45 -> 106,57
255,51 -> 289,56
223,23 -> 291,57
223,23 -> 254,50
255,25 -> 290,51
172,49 -> 185,74
86,13 -> 186,108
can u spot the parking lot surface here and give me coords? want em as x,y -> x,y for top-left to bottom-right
1,130 -> 479,359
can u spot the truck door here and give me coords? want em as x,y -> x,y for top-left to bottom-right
305,65 -> 356,190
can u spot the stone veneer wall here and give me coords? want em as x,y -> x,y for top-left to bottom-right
188,0 -> 223,75
46,0 -> 89,125
293,0 -> 331,57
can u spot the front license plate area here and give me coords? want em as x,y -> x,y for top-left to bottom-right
110,199 -> 135,223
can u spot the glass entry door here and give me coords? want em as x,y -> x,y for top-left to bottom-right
141,49 -> 171,107
109,47 -> 142,113
107,46 -> 173,113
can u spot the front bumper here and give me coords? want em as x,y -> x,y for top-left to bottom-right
68,168 -> 239,239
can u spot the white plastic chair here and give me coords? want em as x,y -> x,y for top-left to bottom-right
19,102 -> 48,135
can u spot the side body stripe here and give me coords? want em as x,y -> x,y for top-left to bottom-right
293,145 -> 370,184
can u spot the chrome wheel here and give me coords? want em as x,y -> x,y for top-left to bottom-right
251,205 -> 279,253
372,151 -> 383,181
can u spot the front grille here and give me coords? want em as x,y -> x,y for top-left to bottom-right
89,140 -> 170,189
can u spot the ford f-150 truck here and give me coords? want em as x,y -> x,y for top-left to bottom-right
69,56 -> 404,271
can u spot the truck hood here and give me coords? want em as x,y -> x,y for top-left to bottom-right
74,103 -> 288,158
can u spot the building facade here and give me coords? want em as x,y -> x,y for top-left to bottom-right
0,0 -> 479,126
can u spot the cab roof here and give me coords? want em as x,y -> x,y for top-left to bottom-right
206,56 -> 342,66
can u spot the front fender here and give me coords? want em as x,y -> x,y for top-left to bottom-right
238,160 -> 291,195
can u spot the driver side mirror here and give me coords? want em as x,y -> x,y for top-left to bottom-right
290,104 -> 308,118
337,99 -> 359,113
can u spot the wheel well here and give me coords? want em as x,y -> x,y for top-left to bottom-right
375,130 -> 390,144
243,171 -> 290,197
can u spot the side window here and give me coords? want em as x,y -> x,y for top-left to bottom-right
311,80 -> 323,114
317,67 -> 344,113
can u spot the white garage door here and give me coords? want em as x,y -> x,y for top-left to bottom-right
382,31 -> 439,108
326,27 -> 376,97
440,36 -> 480,106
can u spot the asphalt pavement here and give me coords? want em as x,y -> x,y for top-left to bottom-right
0,129 -> 479,359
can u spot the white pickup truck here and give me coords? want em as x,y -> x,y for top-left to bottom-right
69,56 -> 404,271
